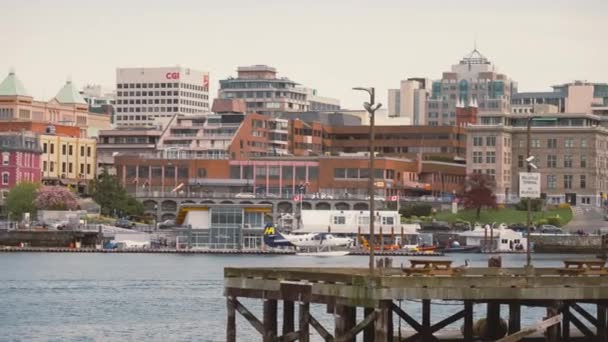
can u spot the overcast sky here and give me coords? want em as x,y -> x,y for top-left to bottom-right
1,0 -> 606,109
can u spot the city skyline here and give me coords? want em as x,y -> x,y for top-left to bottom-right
1,0 -> 606,109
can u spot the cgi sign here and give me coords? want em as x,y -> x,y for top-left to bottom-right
165,72 -> 180,80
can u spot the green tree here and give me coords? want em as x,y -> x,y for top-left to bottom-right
89,170 -> 143,217
5,182 -> 40,221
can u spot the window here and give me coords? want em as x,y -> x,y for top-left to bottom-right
177,167 -> 188,178
486,151 -> 496,164
308,167 -> 318,181
581,139 -> 587,148
68,163 -> 73,173
485,169 -> 496,179
333,216 -> 346,224
531,139 -> 540,148
165,166 -> 175,178
282,166 -> 293,180
346,168 -> 358,178
547,175 -> 557,189
295,166 -> 306,180
50,144 -> 54,154
1,172 -> 8,185
80,163 -> 84,174
62,144 -> 66,155
62,162 -> 66,173
43,143 -> 48,153
2,153 -> 8,166
473,151 -> 483,163
80,146 -> 85,156
230,166 -> 241,179
547,138 -> 557,148
382,216 -> 395,225
581,156 -> 587,168
547,155 -> 557,168
268,166 -> 279,179
564,175 -> 573,189
473,136 -> 483,146
486,136 -> 496,146
518,155 -> 524,168
255,166 -> 266,179
197,168 -> 207,178
50,162 -> 54,172
580,175 -> 586,189
564,155 -> 573,168
68,145 -> 73,156
565,138 -> 574,148
334,168 -> 346,179
87,164 -> 91,175
43,161 -> 47,171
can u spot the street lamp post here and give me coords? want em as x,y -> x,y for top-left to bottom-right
353,87 -> 382,273
525,115 -> 539,268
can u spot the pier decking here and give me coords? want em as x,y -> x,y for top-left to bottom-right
224,261 -> 608,341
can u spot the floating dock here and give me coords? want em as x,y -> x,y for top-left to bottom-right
224,258 -> 608,341
0,247 -> 296,255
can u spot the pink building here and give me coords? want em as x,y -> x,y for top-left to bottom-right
0,132 -> 42,199
0,71 -> 111,138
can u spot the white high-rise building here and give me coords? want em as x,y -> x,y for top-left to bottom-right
114,67 -> 210,127
387,78 -> 430,125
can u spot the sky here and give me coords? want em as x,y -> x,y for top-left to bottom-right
1,0 -> 607,109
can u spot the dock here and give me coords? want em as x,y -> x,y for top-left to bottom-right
0,247 -> 296,255
224,257 -> 608,341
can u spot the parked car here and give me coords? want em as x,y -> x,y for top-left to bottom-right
115,219 -> 135,229
235,192 -> 256,199
509,223 -> 529,232
539,225 -> 564,234
157,219 -> 175,229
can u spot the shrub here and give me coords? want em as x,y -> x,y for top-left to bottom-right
546,216 -> 563,227
558,203 -> 571,209
399,204 -> 433,218
535,219 -> 548,226
515,198 -> 543,212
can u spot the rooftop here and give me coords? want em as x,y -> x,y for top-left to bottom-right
54,80 -> 87,105
0,71 -> 30,97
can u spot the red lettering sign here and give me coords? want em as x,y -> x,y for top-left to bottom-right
165,72 -> 180,80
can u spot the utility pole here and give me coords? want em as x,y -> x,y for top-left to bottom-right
353,87 -> 382,273
525,116 -> 539,268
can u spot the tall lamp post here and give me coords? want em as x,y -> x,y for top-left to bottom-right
353,87 -> 382,272
524,116 -> 539,268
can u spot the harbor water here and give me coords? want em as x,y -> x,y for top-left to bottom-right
0,253 -> 594,341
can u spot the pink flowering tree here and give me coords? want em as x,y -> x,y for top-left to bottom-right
35,186 -> 79,211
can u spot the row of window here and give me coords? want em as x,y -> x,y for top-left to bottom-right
222,91 -> 306,101
115,114 -> 172,121
547,175 -> 586,189
333,168 -> 395,180
42,143 -> 92,157
42,161 -> 92,175
117,82 -> 207,92
519,138 -> 587,149
117,98 -> 207,106
517,155 -> 588,169
117,90 -> 208,100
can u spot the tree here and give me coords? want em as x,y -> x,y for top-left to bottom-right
35,186 -> 79,211
5,182 -> 40,220
89,170 -> 143,217
463,174 -> 498,219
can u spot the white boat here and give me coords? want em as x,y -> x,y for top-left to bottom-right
458,223 -> 527,252
296,251 -> 350,257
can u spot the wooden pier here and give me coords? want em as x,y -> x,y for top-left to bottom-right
224,258 -> 608,341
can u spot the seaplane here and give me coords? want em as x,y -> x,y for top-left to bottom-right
263,224 -> 354,257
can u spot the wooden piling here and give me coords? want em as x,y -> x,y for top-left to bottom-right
335,304 -> 347,338
364,307 -> 375,342
508,302 -> 521,334
562,303 -> 570,340
299,302 -> 310,342
545,306 -> 560,342
263,299 -> 277,342
283,300 -> 294,335
464,301 -> 474,342
598,302 -> 607,342
227,297 -> 236,342
374,301 -> 393,342
422,299 -> 431,341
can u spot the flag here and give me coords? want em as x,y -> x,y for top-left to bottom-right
172,182 -> 184,193
389,195 -> 398,202
293,195 -> 301,201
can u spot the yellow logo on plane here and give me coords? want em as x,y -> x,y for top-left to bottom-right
264,226 -> 275,235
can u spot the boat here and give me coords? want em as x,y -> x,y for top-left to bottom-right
296,251 -> 350,257
440,245 -> 480,253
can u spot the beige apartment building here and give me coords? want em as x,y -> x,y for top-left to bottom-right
467,113 -> 608,206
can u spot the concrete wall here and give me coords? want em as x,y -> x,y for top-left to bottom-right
0,230 -> 101,247
531,234 -> 602,253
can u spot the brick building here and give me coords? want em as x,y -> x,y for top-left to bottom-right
0,131 -> 42,200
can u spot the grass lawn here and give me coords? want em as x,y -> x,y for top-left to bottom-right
434,207 -> 573,226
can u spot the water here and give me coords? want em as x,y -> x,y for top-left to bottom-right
0,253 -> 591,341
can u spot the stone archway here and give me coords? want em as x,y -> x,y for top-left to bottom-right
301,202 -> 312,210
143,200 -> 158,211
315,202 -> 331,210
334,202 -> 350,211
161,213 -> 176,221
353,202 -> 369,211
161,200 -> 177,212
277,201 -> 293,214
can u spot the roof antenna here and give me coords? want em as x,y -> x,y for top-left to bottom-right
473,34 -> 478,52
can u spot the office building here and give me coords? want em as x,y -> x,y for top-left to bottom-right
512,81 -> 608,115
426,49 -> 517,126
80,84 -> 115,115
0,71 -> 111,138
0,131 -> 42,200
466,112 -> 608,206
387,78 -> 430,125
114,66 -> 210,127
